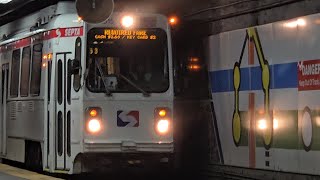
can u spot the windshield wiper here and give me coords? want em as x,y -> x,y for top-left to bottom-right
95,61 -> 112,96
116,73 -> 150,97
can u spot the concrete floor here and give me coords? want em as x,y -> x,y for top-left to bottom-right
0,163 -> 62,180
0,172 -> 26,180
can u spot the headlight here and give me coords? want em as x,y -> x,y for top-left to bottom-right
156,119 -> 169,134
154,107 -> 171,135
86,107 -> 103,134
87,119 -> 101,134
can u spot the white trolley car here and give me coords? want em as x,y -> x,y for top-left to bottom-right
0,1 -> 174,174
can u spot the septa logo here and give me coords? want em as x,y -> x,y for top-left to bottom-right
64,28 -> 82,37
117,111 -> 139,127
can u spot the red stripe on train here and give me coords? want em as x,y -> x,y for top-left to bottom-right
0,27 -> 83,53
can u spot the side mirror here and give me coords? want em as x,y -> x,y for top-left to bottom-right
68,59 -> 81,75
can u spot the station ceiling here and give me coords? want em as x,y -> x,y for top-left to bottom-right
0,0 -> 63,26
0,0 -> 211,26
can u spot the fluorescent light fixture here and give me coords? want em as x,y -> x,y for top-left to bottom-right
0,0 -> 13,4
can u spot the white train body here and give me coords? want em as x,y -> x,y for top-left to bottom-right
0,2 -> 174,174
208,13 -> 320,175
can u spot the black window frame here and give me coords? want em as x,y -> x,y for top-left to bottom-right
30,43 -> 43,96
20,46 -> 31,97
10,49 -> 21,98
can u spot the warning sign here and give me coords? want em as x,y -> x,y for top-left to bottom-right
298,59 -> 320,91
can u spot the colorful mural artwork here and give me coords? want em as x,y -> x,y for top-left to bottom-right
209,14 -> 320,175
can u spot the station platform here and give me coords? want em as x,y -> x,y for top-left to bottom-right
0,163 -> 63,180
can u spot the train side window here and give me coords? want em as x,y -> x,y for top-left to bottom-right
10,49 -> 21,98
20,46 -> 31,97
30,44 -> 43,96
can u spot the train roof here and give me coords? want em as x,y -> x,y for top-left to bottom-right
0,1 -> 77,43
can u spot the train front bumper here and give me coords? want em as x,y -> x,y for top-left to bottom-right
83,140 -> 173,152
72,141 -> 174,173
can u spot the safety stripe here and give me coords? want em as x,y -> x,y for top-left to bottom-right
210,62 -> 298,93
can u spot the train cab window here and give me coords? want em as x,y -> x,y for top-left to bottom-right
30,44 -> 43,96
10,49 -> 21,98
20,46 -> 31,97
86,28 -> 169,93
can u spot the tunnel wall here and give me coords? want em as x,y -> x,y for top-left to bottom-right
182,0 -> 320,35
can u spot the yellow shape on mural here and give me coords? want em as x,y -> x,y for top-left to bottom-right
232,65 -> 241,145
232,27 -> 272,149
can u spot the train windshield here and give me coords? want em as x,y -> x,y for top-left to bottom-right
86,28 -> 169,93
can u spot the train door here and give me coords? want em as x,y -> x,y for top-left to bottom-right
55,52 -> 72,170
45,57 -> 53,170
0,63 -> 9,156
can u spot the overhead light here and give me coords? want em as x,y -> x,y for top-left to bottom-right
121,15 -> 134,28
0,0 -> 13,4
284,18 -> 306,28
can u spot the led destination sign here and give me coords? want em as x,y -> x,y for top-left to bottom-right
94,29 -> 157,40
